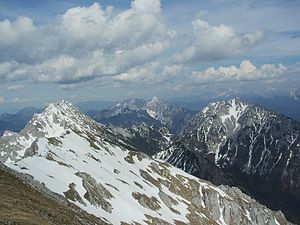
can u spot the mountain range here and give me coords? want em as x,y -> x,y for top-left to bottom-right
88,97 -> 300,223
0,100 -> 291,224
87,97 -> 195,134
0,97 -> 299,224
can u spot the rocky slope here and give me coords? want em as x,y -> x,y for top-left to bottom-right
123,123 -> 172,155
0,101 -> 291,225
158,99 -> 300,223
0,164 -> 108,225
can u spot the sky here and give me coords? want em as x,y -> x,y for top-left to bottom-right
0,0 -> 300,112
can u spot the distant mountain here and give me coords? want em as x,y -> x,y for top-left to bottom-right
145,97 -> 196,134
158,98 -> 300,224
88,97 -> 195,134
87,97 -> 195,156
0,100 -> 291,225
0,107 -> 41,136
170,91 -> 300,123
87,98 -> 161,128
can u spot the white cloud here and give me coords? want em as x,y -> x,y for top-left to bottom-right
162,64 -> 183,76
114,42 -> 170,70
0,62 -> 15,78
113,62 -> 160,83
0,0 -> 173,84
131,0 -> 161,13
174,18 -> 264,63
12,97 -> 29,103
0,17 -> 35,48
192,60 -> 286,83
59,83 -> 81,91
6,84 -> 24,91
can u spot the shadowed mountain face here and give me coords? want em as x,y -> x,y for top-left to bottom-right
0,107 -> 41,136
158,99 -> 300,224
0,101 -> 291,225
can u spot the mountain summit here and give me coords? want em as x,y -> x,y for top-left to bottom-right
0,100 -> 291,225
158,98 -> 300,223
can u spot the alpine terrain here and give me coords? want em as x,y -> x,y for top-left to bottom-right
158,98 -> 300,224
0,101 -> 292,225
88,97 -> 195,135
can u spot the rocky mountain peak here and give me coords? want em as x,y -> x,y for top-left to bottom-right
201,98 -> 249,117
112,98 -> 146,114
146,96 -> 166,109
0,100 -> 102,163
28,100 -> 95,136
185,98 -> 249,136
148,96 -> 162,104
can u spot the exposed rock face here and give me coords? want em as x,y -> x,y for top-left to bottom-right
158,98 -> 300,223
0,100 -> 291,225
76,172 -> 113,213
64,182 -> 86,205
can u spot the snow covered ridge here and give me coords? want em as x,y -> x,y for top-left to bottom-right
0,100 -> 291,225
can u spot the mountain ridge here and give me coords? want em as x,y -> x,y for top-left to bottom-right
0,100 -> 292,225
158,98 -> 300,223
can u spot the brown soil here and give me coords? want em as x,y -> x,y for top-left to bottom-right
0,168 -> 110,225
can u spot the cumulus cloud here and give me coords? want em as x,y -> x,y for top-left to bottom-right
113,62 -> 185,85
192,60 -> 286,83
0,0 -> 173,84
162,64 -> 183,76
114,62 -> 160,84
174,18 -> 264,63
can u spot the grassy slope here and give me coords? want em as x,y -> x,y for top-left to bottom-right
0,168 -> 109,225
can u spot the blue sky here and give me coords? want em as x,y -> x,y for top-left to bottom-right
0,0 -> 300,112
